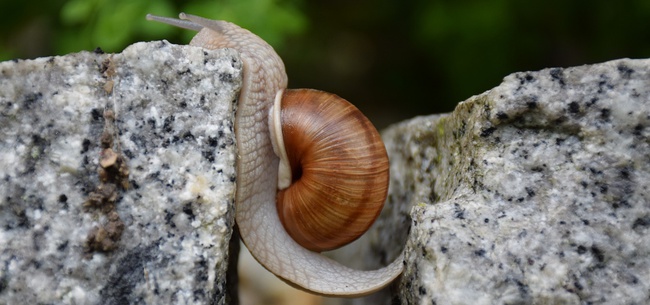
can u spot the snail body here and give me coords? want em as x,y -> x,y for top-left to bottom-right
147,13 -> 403,296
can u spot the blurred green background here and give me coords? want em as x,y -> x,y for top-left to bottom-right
2,0 -> 650,128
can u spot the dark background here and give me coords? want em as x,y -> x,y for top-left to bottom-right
2,0 -> 649,129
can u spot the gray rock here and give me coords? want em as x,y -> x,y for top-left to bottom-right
0,41 -> 241,305
378,58 -> 649,304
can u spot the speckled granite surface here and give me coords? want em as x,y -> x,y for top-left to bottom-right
0,41 -> 240,304
384,59 -> 649,305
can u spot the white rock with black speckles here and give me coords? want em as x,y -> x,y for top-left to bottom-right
0,41 -> 241,305
333,58 -> 650,305
393,58 -> 650,305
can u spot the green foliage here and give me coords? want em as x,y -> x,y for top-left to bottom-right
57,0 -> 171,54
181,0 -> 307,48
407,0 -> 650,112
55,0 -> 306,54
0,0 -> 307,60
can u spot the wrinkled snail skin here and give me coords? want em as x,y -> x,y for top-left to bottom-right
147,13 -> 404,296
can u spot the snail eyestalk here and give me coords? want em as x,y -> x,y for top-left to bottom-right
146,13 -> 203,32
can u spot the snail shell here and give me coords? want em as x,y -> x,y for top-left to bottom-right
269,88 -> 389,252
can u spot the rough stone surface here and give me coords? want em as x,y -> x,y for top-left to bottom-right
371,58 -> 649,305
0,41 -> 241,305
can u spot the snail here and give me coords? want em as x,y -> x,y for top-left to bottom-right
146,13 -> 404,296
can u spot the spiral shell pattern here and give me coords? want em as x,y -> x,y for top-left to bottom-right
275,89 -> 389,252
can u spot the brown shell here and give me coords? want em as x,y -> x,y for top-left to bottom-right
276,89 -> 390,252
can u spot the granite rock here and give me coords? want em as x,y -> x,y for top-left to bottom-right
375,58 -> 649,305
0,41 -> 241,305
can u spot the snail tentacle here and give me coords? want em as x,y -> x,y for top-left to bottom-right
145,14 -> 203,31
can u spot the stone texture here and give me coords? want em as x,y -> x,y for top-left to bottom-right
373,58 -> 649,305
0,41 -> 241,304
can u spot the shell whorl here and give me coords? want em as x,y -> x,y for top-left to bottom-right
273,89 -> 389,252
